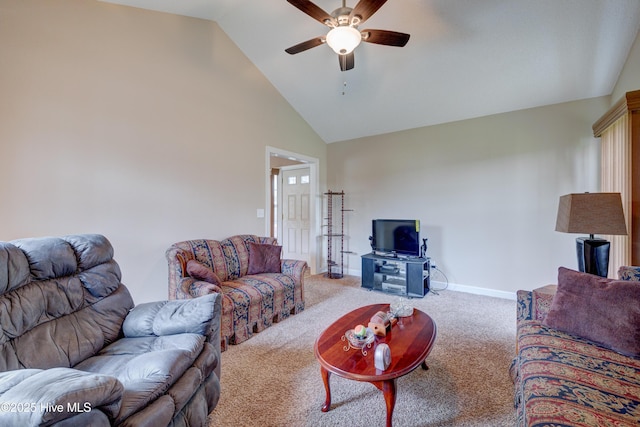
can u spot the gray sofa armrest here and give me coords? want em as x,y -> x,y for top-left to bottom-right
123,293 -> 221,338
0,367 -> 123,427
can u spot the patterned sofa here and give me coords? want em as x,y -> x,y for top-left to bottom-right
166,235 -> 307,351
511,266 -> 640,426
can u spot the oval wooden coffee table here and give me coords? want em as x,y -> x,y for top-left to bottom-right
314,303 -> 437,427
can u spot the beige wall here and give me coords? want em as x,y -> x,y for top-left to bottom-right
0,0 -> 326,302
327,26 -> 640,296
328,98 -> 609,294
612,28 -> 640,103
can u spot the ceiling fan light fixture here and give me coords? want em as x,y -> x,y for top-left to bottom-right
326,26 -> 362,55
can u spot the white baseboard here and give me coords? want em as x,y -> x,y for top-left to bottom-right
336,270 -> 517,301
431,281 -> 516,300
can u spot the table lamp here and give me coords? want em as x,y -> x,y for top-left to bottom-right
555,192 -> 627,277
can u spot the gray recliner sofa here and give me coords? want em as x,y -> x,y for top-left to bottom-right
0,234 -> 222,427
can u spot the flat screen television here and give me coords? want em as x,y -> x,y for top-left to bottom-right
371,219 -> 420,257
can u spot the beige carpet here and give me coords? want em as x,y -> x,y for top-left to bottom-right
208,275 -> 517,427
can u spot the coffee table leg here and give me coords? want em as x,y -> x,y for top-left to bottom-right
373,379 -> 397,427
320,366 -> 332,412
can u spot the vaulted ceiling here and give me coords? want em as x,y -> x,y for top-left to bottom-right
100,0 -> 640,143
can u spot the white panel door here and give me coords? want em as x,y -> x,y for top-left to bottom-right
280,166 -> 311,263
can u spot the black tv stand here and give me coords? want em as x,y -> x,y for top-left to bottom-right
371,250 -> 422,260
361,253 -> 430,298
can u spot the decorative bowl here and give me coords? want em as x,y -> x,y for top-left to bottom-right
390,298 -> 414,317
344,327 -> 375,349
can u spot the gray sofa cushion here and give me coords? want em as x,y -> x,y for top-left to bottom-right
0,243 -> 30,294
75,334 -> 206,423
12,236 -> 78,280
0,235 -> 135,372
0,367 -> 123,427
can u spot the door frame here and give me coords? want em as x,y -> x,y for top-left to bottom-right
265,146 -> 320,274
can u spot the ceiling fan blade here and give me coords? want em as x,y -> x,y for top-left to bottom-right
349,0 -> 388,24
285,37 -> 325,54
287,0 -> 336,27
338,52 -> 354,72
361,29 -> 410,47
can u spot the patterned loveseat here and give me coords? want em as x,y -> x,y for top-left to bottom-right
166,235 -> 307,351
511,266 -> 640,426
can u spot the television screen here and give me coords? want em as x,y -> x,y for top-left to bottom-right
372,219 -> 420,257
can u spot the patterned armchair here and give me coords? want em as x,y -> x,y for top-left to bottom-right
166,235 -> 307,351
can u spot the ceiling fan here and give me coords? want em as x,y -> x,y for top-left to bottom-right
284,0 -> 410,72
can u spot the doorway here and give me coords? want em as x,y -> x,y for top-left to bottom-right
266,147 -> 320,274
280,165 -> 311,264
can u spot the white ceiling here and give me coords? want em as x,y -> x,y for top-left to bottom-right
100,0 -> 640,143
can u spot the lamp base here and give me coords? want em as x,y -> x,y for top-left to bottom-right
576,237 -> 610,277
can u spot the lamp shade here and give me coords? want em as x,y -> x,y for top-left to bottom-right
326,26 -> 362,55
555,192 -> 627,235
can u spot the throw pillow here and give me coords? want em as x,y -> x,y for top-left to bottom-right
247,243 -> 282,274
186,260 -> 221,286
543,267 -> 640,357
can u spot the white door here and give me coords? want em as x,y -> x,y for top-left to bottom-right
280,166 -> 311,264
